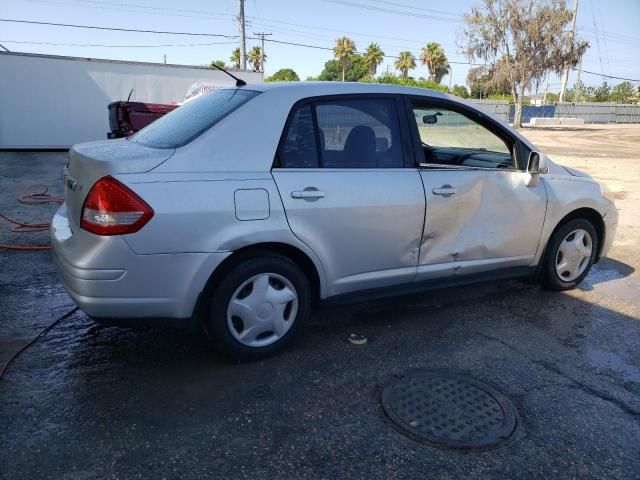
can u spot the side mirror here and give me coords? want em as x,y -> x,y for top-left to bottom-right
527,152 -> 540,173
527,151 -> 548,174
422,112 -> 442,124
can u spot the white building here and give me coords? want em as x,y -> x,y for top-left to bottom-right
0,52 -> 262,149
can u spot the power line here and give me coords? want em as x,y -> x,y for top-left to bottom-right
577,69 -> 639,82
26,0 -> 457,50
25,0 -> 233,22
321,0 -> 463,22
2,17 -> 636,82
32,0 -> 640,48
366,0 -> 462,17
0,18 -> 238,38
0,39 -> 238,48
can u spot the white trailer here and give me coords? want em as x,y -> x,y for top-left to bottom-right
0,52 -> 262,149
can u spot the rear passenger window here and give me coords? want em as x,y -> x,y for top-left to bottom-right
316,99 -> 403,168
279,105 -> 319,168
277,97 -> 404,169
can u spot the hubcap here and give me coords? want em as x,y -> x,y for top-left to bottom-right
226,273 -> 298,347
555,229 -> 593,282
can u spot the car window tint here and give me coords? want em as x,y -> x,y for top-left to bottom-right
411,105 -> 513,169
315,99 -> 403,168
129,89 -> 259,149
279,104 -> 319,168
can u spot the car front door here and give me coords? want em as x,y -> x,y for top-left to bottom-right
406,99 -> 547,280
272,95 -> 425,297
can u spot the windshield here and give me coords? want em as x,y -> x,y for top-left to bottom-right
129,88 -> 260,149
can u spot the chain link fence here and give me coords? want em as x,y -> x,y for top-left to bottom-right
554,103 -> 640,124
470,99 -> 640,124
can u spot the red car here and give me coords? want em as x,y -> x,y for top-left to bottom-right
107,101 -> 177,139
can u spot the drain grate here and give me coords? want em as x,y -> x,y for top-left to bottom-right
380,371 -> 518,451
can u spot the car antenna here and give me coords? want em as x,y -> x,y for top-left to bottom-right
209,63 -> 247,87
127,89 -> 134,102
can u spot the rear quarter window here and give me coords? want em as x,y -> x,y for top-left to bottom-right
129,89 -> 260,149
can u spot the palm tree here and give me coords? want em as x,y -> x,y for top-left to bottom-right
362,43 -> 385,78
247,46 -> 266,72
230,48 -> 241,69
394,51 -> 416,78
420,42 -> 451,84
333,36 -> 356,82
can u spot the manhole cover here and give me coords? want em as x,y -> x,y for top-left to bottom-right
380,371 -> 518,451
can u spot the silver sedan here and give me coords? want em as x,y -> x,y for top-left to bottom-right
52,82 -> 618,358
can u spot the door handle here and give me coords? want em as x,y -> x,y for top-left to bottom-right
432,185 -> 457,198
291,188 -> 325,200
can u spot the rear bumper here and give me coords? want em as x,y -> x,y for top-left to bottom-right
600,204 -> 618,259
51,204 -> 230,319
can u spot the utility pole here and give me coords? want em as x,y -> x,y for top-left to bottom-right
448,65 -> 453,90
238,0 -> 247,70
574,56 -> 583,102
543,71 -> 549,104
163,53 -> 167,65
559,0 -> 578,103
253,32 -> 272,74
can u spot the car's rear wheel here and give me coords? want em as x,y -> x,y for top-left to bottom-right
206,254 -> 311,359
541,218 -> 598,291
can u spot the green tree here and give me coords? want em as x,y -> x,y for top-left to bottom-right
593,82 -> 611,102
247,46 -> 266,72
209,60 -> 226,70
318,57 -> 369,82
566,81 -> 587,102
610,81 -> 635,103
266,68 -> 300,82
466,65 -> 511,98
420,42 -> 450,84
373,73 -> 449,93
462,0 -> 588,128
230,48 -> 241,69
451,84 -> 469,98
362,42 -> 385,77
333,36 -> 356,82
394,51 -> 416,78
545,92 -> 560,103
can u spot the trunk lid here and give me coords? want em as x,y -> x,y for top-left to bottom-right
64,139 -> 174,228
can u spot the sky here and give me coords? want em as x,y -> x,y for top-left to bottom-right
1,0 -> 639,93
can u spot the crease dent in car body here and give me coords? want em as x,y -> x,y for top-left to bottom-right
51,82 -> 619,359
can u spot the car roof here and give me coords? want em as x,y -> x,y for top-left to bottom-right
243,81 -> 454,101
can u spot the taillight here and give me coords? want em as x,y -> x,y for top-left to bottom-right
80,176 -> 153,235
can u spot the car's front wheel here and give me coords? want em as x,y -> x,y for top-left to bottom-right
541,218 -> 599,291
206,254 -> 311,359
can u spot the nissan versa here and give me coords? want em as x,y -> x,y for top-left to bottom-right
52,82 -> 618,358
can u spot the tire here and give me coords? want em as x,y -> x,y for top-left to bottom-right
205,254 -> 311,360
540,218 -> 599,291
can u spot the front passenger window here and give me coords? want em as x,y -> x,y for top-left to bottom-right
411,105 -> 513,169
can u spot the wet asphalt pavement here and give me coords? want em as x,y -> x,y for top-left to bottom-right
1,151 -> 639,479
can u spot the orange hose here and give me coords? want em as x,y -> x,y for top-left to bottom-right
0,244 -> 52,251
0,183 -> 64,251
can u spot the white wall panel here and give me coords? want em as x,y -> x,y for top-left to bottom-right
0,52 -> 262,148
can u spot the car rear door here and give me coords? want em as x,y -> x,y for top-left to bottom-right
272,95 -> 425,297
405,98 -> 547,279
